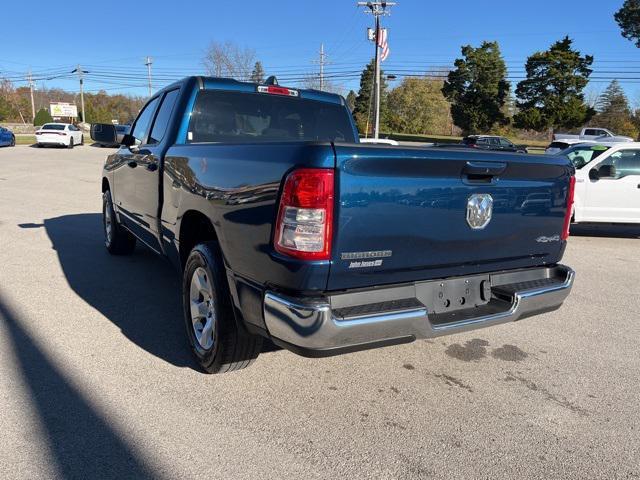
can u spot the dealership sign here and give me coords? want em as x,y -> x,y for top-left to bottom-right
50,103 -> 78,118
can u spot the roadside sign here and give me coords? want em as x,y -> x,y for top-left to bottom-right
50,103 -> 78,118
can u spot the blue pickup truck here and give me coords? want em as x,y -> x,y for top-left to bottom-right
92,76 -> 575,374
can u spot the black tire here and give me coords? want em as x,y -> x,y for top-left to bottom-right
10,136 -> 15,147
80,135 -> 84,145
68,137 -> 74,149
182,242 -> 262,374
102,190 -> 136,254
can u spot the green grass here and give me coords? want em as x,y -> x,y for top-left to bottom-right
15,135 -> 36,145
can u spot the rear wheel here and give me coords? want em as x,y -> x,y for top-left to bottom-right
80,135 -> 84,145
10,136 -> 15,147
103,190 -> 136,254
68,137 -> 74,149
182,243 -> 262,374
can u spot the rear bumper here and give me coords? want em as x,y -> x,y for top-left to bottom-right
263,265 -> 574,357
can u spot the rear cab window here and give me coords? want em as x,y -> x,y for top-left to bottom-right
186,90 -> 356,144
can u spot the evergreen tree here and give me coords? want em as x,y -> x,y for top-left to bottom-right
514,37 -> 594,132
353,60 -> 388,134
592,80 -> 637,137
250,61 -> 265,83
442,41 -> 510,135
33,108 -> 53,126
345,90 -> 357,112
615,0 -> 640,47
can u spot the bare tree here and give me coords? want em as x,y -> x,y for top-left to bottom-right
203,41 -> 257,81
300,74 -> 345,96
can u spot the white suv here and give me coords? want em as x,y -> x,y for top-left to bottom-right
564,142 -> 640,224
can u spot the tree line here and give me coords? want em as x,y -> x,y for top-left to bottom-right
0,80 -> 145,125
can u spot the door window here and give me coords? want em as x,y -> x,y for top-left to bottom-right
499,138 -> 513,147
131,97 -> 160,145
489,138 -> 500,146
149,89 -> 180,144
600,149 -> 640,178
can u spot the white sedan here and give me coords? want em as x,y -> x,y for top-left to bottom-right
35,123 -> 84,148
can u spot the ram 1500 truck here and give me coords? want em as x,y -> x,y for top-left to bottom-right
92,76 -> 576,374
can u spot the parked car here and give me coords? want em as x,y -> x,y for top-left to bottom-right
92,76 -> 575,374
561,142 -> 640,224
545,139 -> 595,155
35,123 -> 84,148
360,138 -> 399,146
461,135 -> 527,153
553,127 -> 633,143
0,126 -> 15,147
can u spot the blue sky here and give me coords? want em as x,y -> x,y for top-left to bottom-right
1,0 -> 638,103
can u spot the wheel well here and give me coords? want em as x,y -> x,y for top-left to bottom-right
102,178 -> 110,193
179,210 -> 219,267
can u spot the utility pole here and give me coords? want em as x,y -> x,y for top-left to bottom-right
357,1 -> 395,139
312,44 -> 328,91
145,56 -> 153,96
319,44 -> 326,91
27,70 -> 35,122
71,65 -> 88,125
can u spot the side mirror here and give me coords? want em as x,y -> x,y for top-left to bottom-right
90,123 -> 116,144
588,167 -> 599,181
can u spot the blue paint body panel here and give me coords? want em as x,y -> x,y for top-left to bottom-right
103,75 -> 574,333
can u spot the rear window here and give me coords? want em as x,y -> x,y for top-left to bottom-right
548,142 -> 569,149
565,145 -> 610,168
187,90 -> 355,144
42,124 -> 65,130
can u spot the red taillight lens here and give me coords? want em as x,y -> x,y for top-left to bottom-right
274,168 -> 334,260
257,85 -> 299,97
561,175 -> 576,240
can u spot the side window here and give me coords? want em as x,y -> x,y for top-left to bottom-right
489,138 -> 500,146
476,138 -> 488,145
602,150 -> 640,178
131,97 -> 160,145
499,138 -> 512,147
149,89 -> 180,144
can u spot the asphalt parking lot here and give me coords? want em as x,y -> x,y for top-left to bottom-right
0,144 -> 639,479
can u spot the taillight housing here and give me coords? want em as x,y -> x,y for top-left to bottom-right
561,175 -> 576,240
274,168 -> 334,260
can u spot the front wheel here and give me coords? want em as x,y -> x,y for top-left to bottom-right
182,243 -> 262,374
68,137 -> 74,149
80,135 -> 84,145
10,136 -> 15,147
103,190 -> 136,254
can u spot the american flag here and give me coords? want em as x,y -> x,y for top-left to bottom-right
377,28 -> 390,62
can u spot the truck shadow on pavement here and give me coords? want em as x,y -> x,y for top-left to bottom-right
34,213 -> 199,370
0,293 -> 160,479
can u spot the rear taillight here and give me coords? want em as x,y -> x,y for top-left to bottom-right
274,168 -> 334,260
561,175 -> 576,240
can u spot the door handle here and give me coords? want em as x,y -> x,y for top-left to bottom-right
462,161 -> 507,176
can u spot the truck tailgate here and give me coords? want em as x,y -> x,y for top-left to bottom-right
328,144 -> 573,291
